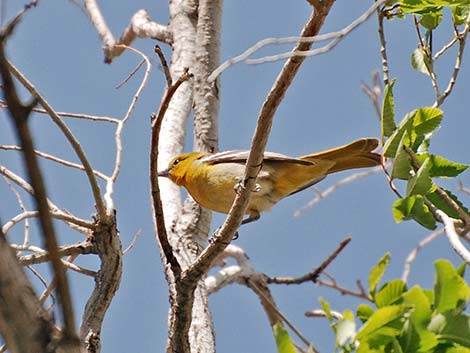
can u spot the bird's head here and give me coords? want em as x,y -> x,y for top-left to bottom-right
158,152 -> 205,186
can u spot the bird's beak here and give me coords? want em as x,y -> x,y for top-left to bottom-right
158,169 -> 170,177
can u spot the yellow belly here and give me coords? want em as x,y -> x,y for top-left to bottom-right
184,162 -> 278,215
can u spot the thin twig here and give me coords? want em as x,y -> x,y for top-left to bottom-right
245,0 -> 386,65
435,17 -> 470,107
360,70 -> 382,120
0,145 -> 108,180
155,45 -> 172,87
105,45 -> 151,213
123,229 -> 142,255
377,7 -> 390,86
267,237 -> 352,284
115,59 -> 145,89
208,0 -> 386,81
3,176 -> 30,245
2,210 -> 94,235
305,309 -> 343,320
316,277 -> 372,301
294,167 -> 382,218
3,102 -> 120,124
249,281 -> 316,351
401,228 -> 444,282
458,180 -> 470,195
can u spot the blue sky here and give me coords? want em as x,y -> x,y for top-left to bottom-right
1,1 -> 470,352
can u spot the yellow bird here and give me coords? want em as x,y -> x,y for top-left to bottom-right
158,138 -> 382,224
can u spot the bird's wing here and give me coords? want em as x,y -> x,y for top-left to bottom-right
200,150 -> 314,166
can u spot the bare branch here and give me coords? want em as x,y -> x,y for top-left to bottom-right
115,59 -> 145,89
0,145 -> 108,180
84,2 -> 172,63
0,101 -> 121,123
0,29 -> 78,340
294,166 -> 383,218
3,176 -> 31,245
154,45 -> 172,87
123,229 -> 142,255
438,210 -> 470,263
361,70 -> 382,120
317,277 -> 372,301
435,17 -> 470,107
17,241 -> 96,266
209,0 -> 385,81
0,222 -> 60,353
6,59 -> 107,220
267,237 -> 351,285
305,309 -> 343,320
377,7 -> 390,85
2,210 -> 94,235
401,229 -> 444,282
104,45 -> 151,212
80,215 -> 122,352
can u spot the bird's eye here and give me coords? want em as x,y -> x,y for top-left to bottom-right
172,159 -> 180,167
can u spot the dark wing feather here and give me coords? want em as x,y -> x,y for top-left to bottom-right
200,150 -> 314,166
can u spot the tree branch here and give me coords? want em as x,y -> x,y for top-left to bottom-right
0,24 -> 78,343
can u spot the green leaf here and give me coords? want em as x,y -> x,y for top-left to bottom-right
375,280 -> 407,308
393,195 -> 437,229
406,157 -> 434,196
391,132 -> 413,180
426,188 -> 469,220
434,260 -> 470,314
383,110 -> 416,158
412,47 -> 432,75
383,107 -> 442,158
416,154 -> 468,178
356,305 -> 410,340
412,107 -> 443,136
382,79 -> 397,138
452,4 -> 470,25
445,345 -> 470,353
336,310 -> 356,346
369,253 -> 391,297
357,304 -> 375,323
403,287 -> 439,352
420,10 -> 443,29
399,0 -> 470,14
403,286 -> 432,327
456,262 -> 467,278
319,297 -> 333,323
439,314 -> 470,347
273,322 -> 298,353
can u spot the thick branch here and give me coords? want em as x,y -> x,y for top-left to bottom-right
80,215 -> 122,353
18,241 -> 96,266
0,225 -> 59,353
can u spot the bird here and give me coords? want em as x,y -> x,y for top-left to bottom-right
158,138 -> 382,224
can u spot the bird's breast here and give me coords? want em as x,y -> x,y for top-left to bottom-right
184,162 -> 279,214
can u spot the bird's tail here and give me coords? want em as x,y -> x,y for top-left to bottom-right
300,138 -> 382,174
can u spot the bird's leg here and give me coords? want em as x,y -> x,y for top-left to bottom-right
209,226 -> 239,244
241,211 -> 260,225
234,176 -> 261,194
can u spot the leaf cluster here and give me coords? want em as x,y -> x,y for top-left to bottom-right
324,255 -> 470,353
381,81 -> 468,229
